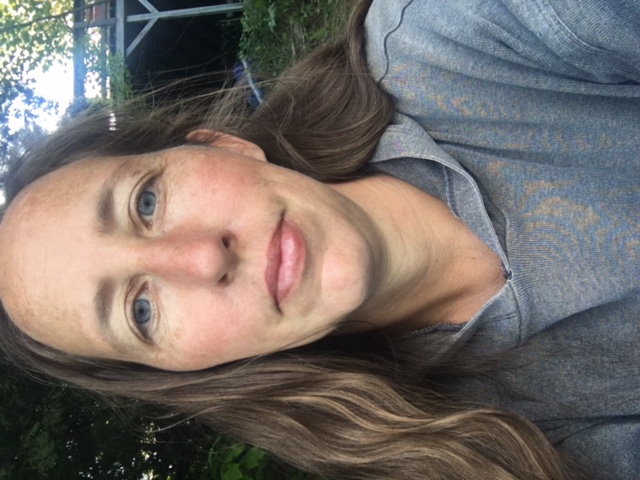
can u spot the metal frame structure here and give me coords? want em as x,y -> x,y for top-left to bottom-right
73,0 -> 243,98
115,0 -> 243,57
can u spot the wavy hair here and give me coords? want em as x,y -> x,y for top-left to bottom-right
0,1 -> 584,478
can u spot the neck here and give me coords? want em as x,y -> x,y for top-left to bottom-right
329,174 -> 505,334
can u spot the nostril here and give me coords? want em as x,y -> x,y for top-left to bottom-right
219,273 -> 228,284
221,236 -> 231,249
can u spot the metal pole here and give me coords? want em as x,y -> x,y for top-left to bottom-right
72,0 -> 87,99
115,0 -> 125,57
127,4 -> 243,23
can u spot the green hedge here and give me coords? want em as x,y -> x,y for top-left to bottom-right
240,0 -> 350,78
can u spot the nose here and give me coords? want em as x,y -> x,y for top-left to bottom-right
135,230 -> 236,284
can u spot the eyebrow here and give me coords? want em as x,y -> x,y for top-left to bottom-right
94,278 -> 115,333
94,277 -> 133,356
96,178 -> 117,234
95,156 -> 137,234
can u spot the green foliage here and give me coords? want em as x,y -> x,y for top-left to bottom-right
108,54 -> 135,106
210,440 -> 268,480
0,364 -> 196,479
240,0 -> 350,78
0,1 -> 73,79
0,1 -> 74,153
0,362 -> 317,480
0,0 -> 134,158
205,435 -> 319,480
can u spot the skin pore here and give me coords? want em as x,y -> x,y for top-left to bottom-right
0,132 -> 505,371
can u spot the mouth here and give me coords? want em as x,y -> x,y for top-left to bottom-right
265,214 -> 306,310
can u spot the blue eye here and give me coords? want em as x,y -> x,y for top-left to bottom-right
137,189 -> 156,219
133,298 -> 152,326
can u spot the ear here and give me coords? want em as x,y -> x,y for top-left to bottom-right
186,129 -> 267,162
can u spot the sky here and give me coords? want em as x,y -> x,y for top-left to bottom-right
7,60 -> 74,134
38,60 -> 75,126
1,61 -> 74,205
28,60 -> 74,131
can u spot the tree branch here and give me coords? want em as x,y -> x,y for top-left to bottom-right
0,0 -> 110,34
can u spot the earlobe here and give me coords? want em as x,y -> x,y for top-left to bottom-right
186,129 -> 267,163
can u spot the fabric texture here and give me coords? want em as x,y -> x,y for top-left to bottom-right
363,0 -> 640,478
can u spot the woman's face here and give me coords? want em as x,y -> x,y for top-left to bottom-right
0,134 -> 380,370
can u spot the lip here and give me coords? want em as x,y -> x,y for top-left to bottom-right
265,215 -> 306,309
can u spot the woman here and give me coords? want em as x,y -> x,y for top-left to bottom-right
0,0 -> 638,478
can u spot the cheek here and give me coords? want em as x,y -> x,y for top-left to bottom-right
174,169 -> 267,227
164,288 -> 266,368
181,156 -> 265,196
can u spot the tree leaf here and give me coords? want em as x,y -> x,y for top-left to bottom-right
240,447 -> 267,471
221,463 -> 244,480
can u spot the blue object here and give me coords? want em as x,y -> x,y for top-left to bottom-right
233,60 -> 264,109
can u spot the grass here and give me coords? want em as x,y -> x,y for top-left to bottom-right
240,0 -> 351,78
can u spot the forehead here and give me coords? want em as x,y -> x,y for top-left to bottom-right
0,155 -> 126,342
9,154 -> 127,214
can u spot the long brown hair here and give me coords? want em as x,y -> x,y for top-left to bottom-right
0,1 -> 583,478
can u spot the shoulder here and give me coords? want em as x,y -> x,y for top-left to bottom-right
365,0 -> 640,82
554,419 -> 640,480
